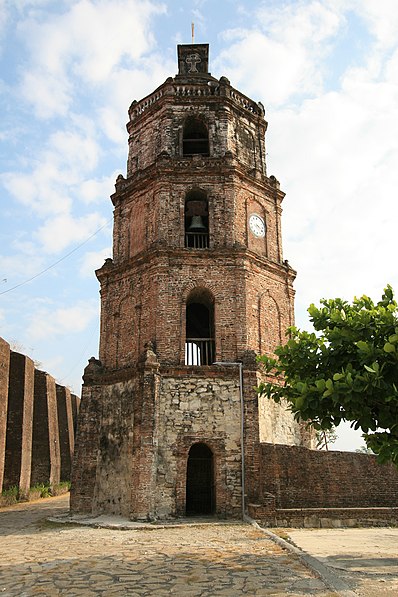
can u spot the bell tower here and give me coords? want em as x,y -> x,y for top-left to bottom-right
71,44 -> 312,521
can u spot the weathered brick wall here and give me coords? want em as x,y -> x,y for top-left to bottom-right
92,380 -> 137,517
72,48 -> 314,521
56,384 -> 75,482
156,372 -> 242,518
97,250 -> 294,372
70,383 -> 103,514
258,398 -> 305,446
3,351 -> 35,497
31,370 -> 61,488
0,338 -> 10,493
1,338 -> 79,494
126,78 -> 267,178
72,359 -> 308,520
70,393 -> 80,434
251,443 -> 398,509
99,67 -> 291,377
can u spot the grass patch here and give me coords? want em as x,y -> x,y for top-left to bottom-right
1,481 -> 71,507
0,486 -> 18,507
52,481 -> 71,496
30,483 -> 51,498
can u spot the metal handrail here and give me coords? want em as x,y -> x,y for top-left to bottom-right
185,232 -> 209,249
185,338 -> 215,365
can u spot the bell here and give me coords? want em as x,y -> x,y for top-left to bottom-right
188,215 -> 207,231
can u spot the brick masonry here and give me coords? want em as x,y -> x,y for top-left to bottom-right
246,443 -> 398,526
71,44 -> 398,524
4,351 -> 35,498
0,339 -> 80,495
31,370 -> 61,487
71,44 -> 312,519
56,384 -> 75,482
0,338 -> 10,493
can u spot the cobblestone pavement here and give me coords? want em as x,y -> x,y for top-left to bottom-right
287,528 -> 398,597
0,495 -> 336,597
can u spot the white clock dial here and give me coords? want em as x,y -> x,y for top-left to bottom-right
249,214 -> 265,238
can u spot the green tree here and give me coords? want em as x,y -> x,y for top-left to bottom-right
316,427 -> 337,451
257,286 -> 398,465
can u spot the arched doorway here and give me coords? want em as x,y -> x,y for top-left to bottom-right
186,443 -> 215,515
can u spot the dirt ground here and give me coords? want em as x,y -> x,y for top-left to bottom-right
287,527 -> 398,596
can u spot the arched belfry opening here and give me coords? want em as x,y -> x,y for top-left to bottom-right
185,288 -> 215,365
183,115 -> 209,156
184,189 -> 209,249
186,443 -> 215,516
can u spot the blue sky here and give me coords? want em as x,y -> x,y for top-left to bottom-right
1,0 -> 398,451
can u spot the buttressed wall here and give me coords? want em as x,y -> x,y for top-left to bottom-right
0,337 -> 80,496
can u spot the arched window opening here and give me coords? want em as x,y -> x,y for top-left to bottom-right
186,443 -> 215,515
185,288 -> 215,366
185,189 -> 209,249
183,116 -> 209,156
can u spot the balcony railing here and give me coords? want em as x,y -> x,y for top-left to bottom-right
185,232 -> 209,249
185,339 -> 215,366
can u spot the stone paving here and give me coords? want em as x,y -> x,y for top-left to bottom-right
0,494 -> 336,597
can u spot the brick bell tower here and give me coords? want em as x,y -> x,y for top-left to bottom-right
71,44 -> 312,520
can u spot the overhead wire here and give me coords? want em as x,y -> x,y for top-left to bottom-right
0,219 -> 112,296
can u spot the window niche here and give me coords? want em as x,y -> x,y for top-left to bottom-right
182,115 -> 209,156
185,288 -> 215,366
184,189 -> 209,249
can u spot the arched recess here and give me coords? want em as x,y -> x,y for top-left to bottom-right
182,115 -> 209,156
116,295 -> 136,368
259,290 -> 283,355
185,287 -> 215,365
184,188 -> 209,248
186,443 -> 215,515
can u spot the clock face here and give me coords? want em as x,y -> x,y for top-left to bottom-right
249,214 -> 265,238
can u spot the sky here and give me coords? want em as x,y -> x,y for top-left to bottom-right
1,0 -> 398,452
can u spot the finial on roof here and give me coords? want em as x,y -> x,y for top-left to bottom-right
192,22 -> 195,44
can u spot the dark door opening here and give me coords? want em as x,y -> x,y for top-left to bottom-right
186,443 -> 215,516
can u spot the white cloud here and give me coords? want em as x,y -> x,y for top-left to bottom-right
268,68 -> 398,320
214,1 -> 343,105
17,0 -> 167,118
27,299 -> 98,341
0,1 -> 10,51
35,212 -> 108,253
79,246 -> 112,277
19,69 -> 72,120
1,125 -> 101,217
353,0 -> 398,50
80,173 -> 116,204
96,56 -> 174,144
0,251 -> 44,281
